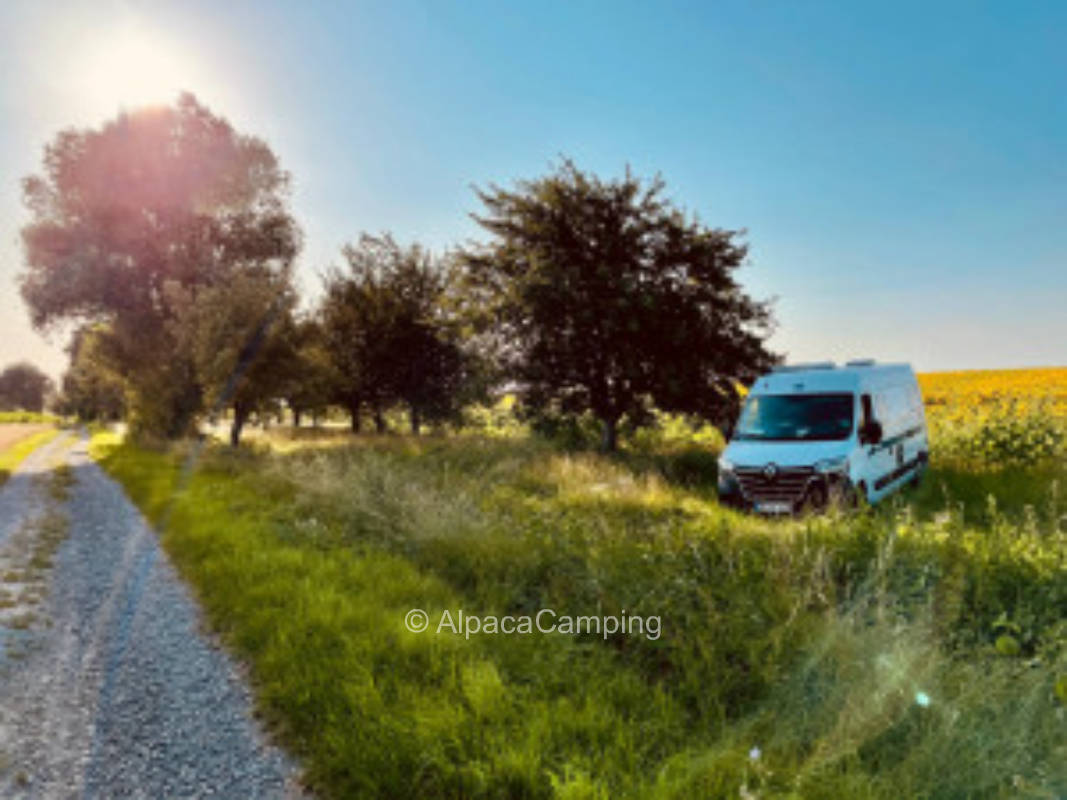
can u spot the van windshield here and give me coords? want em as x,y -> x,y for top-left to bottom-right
734,393 -> 855,441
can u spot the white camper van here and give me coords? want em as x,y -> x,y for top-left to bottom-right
717,361 -> 928,513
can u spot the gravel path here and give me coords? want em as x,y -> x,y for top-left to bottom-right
0,432 -> 305,798
0,430 -> 64,550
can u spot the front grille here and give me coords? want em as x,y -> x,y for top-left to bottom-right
735,465 -> 815,506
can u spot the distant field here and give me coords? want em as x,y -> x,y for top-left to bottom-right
916,367 -> 1066,469
919,366 -> 1067,410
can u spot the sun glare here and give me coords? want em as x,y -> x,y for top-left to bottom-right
76,26 -> 192,115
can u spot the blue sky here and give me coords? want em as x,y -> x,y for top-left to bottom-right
1,0 -> 1064,379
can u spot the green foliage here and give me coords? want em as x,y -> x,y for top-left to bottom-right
167,267 -> 300,445
627,409 -> 726,452
321,234 -> 471,433
1055,674 -> 1067,705
54,325 -> 125,421
994,633 -> 1021,656
929,398 -> 1066,469
282,316 -> 335,426
460,158 -> 777,450
478,398 -> 728,457
461,395 -> 529,438
95,431 -> 1067,799
0,361 -> 53,413
527,408 -> 604,450
20,93 -> 299,439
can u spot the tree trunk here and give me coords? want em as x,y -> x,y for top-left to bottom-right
230,403 -> 249,447
600,415 -> 618,452
410,405 -> 421,435
293,408 -> 302,428
374,405 -> 386,434
349,401 -> 362,433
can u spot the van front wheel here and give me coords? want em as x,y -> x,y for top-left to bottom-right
799,482 -> 829,514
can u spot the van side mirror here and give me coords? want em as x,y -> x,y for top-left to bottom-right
860,420 -> 883,445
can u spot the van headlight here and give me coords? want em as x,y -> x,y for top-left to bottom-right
814,455 -> 849,474
717,455 -> 735,478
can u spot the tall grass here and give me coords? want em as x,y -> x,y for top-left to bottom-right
93,426 -> 1067,799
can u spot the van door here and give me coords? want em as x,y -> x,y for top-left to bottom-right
860,391 -> 897,501
905,380 -> 929,466
870,385 -> 923,498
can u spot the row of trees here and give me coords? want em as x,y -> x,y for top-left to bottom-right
19,94 -> 775,450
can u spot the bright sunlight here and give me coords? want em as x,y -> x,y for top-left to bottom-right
74,25 -> 193,113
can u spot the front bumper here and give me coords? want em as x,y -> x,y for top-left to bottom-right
719,469 -> 853,514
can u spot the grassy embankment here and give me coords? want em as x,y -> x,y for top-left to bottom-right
92,369 -> 1067,799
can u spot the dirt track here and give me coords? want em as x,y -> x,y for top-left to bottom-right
0,432 -> 303,798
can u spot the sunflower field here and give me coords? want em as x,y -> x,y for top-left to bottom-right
919,367 -> 1067,468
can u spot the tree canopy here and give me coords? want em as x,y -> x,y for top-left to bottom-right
0,362 -> 54,413
20,93 -> 299,438
282,316 -> 335,429
321,234 -> 469,434
166,266 -> 300,445
19,97 -> 778,451
55,325 -> 126,421
461,159 -> 777,450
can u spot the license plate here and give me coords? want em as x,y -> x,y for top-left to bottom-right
755,501 -> 792,515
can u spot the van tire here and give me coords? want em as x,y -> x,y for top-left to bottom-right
800,482 -> 829,514
826,480 -> 862,512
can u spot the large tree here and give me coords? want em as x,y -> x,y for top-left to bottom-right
461,160 -> 777,451
0,362 -> 54,413
19,93 -> 299,438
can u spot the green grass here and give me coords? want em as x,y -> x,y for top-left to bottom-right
0,428 -> 60,487
92,431 -> 1067,799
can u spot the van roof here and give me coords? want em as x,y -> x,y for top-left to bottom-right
750,362 -> 915,394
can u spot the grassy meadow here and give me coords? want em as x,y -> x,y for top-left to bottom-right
89,368 -> 1067,799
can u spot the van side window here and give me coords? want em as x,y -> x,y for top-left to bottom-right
861,394 -> 873,426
